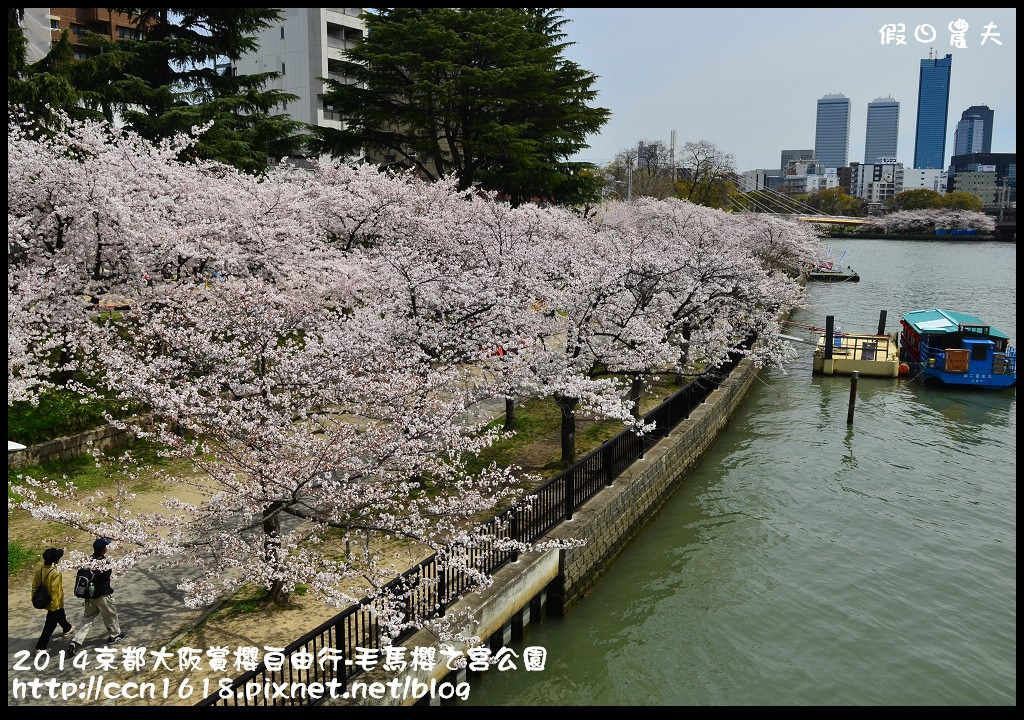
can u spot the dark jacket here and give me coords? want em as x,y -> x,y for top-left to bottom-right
89,553 -> 114,597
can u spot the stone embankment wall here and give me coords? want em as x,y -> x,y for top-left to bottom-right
7,418 -> 149,470
546,356 -> 758,612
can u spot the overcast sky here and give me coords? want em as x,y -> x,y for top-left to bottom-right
559,8 -> 1016,171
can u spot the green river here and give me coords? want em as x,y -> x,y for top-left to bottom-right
466,239 -> 1016,706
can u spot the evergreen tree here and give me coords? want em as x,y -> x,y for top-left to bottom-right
10,9 -> 304,173
309,8 -> 609,206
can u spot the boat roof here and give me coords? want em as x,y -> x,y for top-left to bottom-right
901,309 -> 1009,340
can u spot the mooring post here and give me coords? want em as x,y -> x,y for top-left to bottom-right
877,310 -> 887,335
824,315 -> 835,359
847,370 -> 859,425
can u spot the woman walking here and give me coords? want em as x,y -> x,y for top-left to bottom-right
32,547 -> 75,651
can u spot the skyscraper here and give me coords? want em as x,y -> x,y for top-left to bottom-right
814,93 -> 851,169
953,105 -> 994,155
864,97 -> 899,163
913,52 -> 952,169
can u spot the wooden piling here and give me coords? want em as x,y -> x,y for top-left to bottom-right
847,370 -> 859,425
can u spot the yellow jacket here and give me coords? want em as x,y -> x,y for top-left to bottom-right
32,565 -> 64,611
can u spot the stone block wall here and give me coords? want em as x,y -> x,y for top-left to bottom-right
7,418 -> 148,470
546,357 -> 758,613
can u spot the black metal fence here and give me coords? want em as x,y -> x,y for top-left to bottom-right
197,335 -> 754,706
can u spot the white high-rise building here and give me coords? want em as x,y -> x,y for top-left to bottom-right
851,162 -> 904,210
903,168 -> 948,194
953,115 -> 985,156
233,8 -> 366,135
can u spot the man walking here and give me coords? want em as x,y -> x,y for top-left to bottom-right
68,538 -> 124,654
32,547 -> 76,651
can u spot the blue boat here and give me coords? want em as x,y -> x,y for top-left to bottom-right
899,309 -> 1016,388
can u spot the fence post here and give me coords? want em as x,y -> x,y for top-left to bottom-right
604,442 -> 615,486
438,561 -> 447,615
565,471 -> 574,521
509,510 -> 519,563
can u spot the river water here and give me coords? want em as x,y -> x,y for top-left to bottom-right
466,239 -> 1016,706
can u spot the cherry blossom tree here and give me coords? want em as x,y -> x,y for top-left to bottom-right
7,111 -> 330,403
865,209 -> 996,235
11,275 -> 535,612
593,199 -> 808,382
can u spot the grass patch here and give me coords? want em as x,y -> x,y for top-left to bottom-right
464,398 -> 564,478
8,438 -> 192,500
8,388 -> 139,446
224,585 -> 269,615
8,541 -> 34,575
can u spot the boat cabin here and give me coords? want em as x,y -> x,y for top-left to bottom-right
899,309 -> 1016,388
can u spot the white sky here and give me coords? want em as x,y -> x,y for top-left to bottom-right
560,8 -> 1016,171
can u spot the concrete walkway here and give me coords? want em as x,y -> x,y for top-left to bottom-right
8,558 -> 212,705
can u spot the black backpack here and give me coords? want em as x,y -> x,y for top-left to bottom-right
32,568 -> 53,609
73,567 -> 95,599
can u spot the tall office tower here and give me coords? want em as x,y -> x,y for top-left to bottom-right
814,94 -> 851,169
864,97 -> 899,163
912,52 -> 952,169
953,105 -> 994,155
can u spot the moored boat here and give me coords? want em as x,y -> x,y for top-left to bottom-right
807,266 -> 860,282
805,248 -> 860,282
899,309 -> 1016,388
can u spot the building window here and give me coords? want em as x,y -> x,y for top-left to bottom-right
70,23 -> 86,36
117,27 -> 141,40
74,51 -> 89,60
281,62 -> 286,75
280,26 -> 285,39
283,101 -> 288,111
49,19 -> 60,30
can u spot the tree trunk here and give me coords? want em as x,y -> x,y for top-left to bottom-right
503,397 -> 515,431
629,374 -> 644,418
57,342 -> 74,386
555,395 -> 578,466
262,502 -> 288,606
675,325 -> 692,384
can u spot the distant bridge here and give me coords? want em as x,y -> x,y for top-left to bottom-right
794,216 -> 868,225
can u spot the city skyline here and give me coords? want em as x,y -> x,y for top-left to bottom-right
560,9 -> 1015,171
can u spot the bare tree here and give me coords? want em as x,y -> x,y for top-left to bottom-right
679,140 -> 736,209
604,139 -> 677,200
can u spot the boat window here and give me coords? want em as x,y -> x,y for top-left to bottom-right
970,343 -> 989,362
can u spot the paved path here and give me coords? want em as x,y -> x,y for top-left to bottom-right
8,394 -> 515,705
